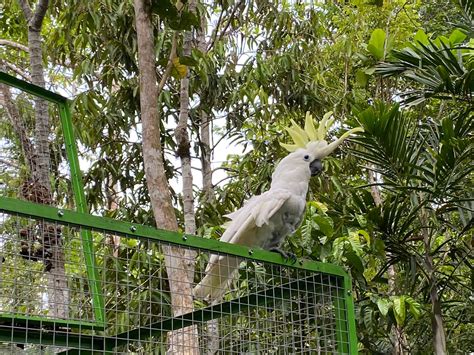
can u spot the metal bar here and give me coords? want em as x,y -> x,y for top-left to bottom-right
0,327 -> 107,351
0,314 -> 103,330
0,275 -> 327,352
0,196 -> 349,277
345,275 -> 359,354
58,103 -> 105,325
113,274 -> 323,345
0,71 -> 67,104
334,276 -> 350,354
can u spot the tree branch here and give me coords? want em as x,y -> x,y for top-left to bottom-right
207,1 -> 242,51
1,60 -> 31,81
30,0 -> 50,31
0,39 -> 29,52
0,83 -> 37,174
17,0 -> 33,22
157,32 -> 177,96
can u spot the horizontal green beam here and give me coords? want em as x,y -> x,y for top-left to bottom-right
0,197 -> 348,277
0,327 -> 107,351
0,314 -> 104,331
0,71 -> 68,104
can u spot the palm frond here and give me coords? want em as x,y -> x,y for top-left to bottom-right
376,37 -> 473,104
456,0 -> 474,37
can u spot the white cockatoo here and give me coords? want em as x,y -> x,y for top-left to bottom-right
193,113 -> 363,301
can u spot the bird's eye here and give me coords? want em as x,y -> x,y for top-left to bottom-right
303,154 -> 310,161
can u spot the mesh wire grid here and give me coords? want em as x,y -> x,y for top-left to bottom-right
0,209 -> 353,354
0,73 -> 355,353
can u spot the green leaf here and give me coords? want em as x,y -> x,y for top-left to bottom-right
449,29 -> 467,45
405,297 -> 422,319
355,70 -> 368,87
168,10 -> 200,31
179,55 -> 198,67
151,0 -> 178,20
377,298 -> 390,316
346,251 -> 364,273
367,29 -> 386,60
355,214 -> 367,228
392,296 -> 406,325
358,229 -> 371,246
313,215 -> 334,237
414,29 -> 429,46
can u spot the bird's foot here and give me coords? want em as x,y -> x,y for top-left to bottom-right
269,247 -> 297,263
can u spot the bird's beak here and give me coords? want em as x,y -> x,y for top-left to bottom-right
310,159 -> 323,176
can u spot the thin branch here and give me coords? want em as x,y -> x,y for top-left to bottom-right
1,60 -> 31,81
207,1 -> 242,51
207,6 -> 224,52
157,33 -> 178,96
0,39 -> 29,52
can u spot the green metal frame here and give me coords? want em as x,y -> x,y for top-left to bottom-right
0,196 -> 358,354
0,71 -> 358,353
0,72 -> 105,326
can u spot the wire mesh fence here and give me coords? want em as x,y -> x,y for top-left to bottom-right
0,205 -> 355,354
0,72 -> 356,353
0,85 -> 71,204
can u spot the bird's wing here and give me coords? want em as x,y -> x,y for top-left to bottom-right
249,190 -> 291,228
194,190 -> 291,301
220,190 -> 291,245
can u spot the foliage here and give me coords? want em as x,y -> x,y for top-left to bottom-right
1,0 -> 473,353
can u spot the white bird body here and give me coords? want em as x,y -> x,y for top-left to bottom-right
193,151 -> 313,300
193,114 -> 363,301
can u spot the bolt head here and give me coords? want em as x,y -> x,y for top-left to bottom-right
248,249 -> 253,255
57,210 -> 64,217
182,236 -> 187,241
130,226 -> 137,232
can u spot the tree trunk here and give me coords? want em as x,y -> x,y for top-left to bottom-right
17,0 -> 69,320
172,0 -> 200,352
175,12 -> 197,236
133,1 -> 198,353
195,16 -> 220,354
420,207 -> 446,355
197,19 -> 214,203
368,170 -> 407,354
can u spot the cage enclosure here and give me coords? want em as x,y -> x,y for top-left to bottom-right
0,72 -> 357,354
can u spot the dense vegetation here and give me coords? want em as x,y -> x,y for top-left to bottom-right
1,0 -> 472,353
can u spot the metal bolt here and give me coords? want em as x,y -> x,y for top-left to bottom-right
57,210 -> 64,217
347,290 -> 352,296
248,249 -> 253,255
130,225 -> 137,232
299,260 -> 304,265
182,236 -> 187,241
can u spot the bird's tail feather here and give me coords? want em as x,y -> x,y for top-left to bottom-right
193,255 -> 241,301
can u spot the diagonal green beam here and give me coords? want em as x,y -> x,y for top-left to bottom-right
57,102 -> 105,325
0,71 -> 67,104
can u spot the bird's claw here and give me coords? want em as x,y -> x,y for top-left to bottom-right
269,248 -> 297,264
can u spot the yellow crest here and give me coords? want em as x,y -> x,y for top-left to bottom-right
280,112 -> 363,154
